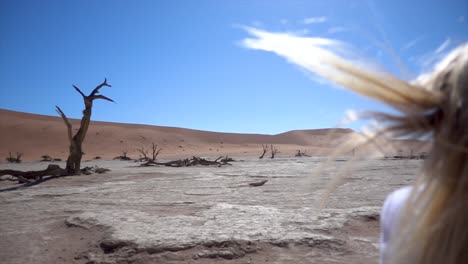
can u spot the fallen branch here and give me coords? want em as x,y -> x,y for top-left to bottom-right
113,150 -> 132,161
0,164 -> 67,183
81,166 -> 111,175
140,156 -> 235,167
295,150 -> 311,157
40,155 -> 62,162
0,163 -> 110,184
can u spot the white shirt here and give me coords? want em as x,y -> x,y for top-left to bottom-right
380,186 -> 413,264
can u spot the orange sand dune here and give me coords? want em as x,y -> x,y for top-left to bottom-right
0,109 -> 428,161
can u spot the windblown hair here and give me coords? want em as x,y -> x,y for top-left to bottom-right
244,28 -> 468,263
300,44 -> 468,263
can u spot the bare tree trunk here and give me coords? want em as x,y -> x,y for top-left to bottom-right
66,141 -> 83,174
259,144 -> 268,159
56,79 -> 114,174
270,144 -> 278,159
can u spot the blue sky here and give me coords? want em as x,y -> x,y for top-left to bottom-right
1,0 -> 466,134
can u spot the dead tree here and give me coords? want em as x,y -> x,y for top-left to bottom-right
6,152 -> 23,163
137,143 -> 162,163
56,79 -> 114,174
259,144 -> 269,159
270,144 -> 278,159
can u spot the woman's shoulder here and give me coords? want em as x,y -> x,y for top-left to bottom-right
386,186 -> 412,206
380,186 -> 413,262
381,186 -> 413,231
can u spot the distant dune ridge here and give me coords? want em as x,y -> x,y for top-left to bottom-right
0,109 -> 428,161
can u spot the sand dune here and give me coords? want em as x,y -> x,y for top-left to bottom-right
0,109 -> 428,161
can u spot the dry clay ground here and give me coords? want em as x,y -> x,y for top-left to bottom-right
0,157 -> 421,264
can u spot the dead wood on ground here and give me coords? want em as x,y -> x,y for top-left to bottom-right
140,156 -> 235,167
295,150 -> 311,157
40,155 -> 62,162
81,166 -> 111,175
113,150 -> 132,161
0,164 -> 67,183
0,164 -> 111,184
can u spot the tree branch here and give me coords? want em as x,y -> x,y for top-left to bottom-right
89,78 -> 111,97
136,146 -> 149,161
90,94 -> 115,103
151,143 -> 162,160
55,106 -> 73,143
73,85 -> 86,99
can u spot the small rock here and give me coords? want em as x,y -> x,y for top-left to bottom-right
100,239 -> 129,253
162,252 -> 185,261
270,241 -> 289,248
217,250 -> 235,260
249,180 -> 268,187
196,250 -> 215,259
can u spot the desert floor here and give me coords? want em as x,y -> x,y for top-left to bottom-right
0,157 -> 421,264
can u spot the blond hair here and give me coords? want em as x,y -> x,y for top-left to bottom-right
243,28 -> 468,263
389,45 -> 468,264
310,44 -> 468,264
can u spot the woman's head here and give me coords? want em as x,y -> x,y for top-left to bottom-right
414,44 -> 468,138
416,44 -> 468,104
